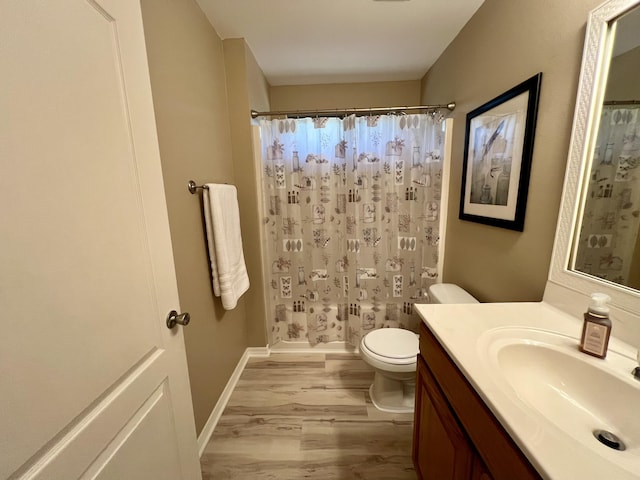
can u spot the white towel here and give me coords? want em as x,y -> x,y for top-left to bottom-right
203,184 -> 250,310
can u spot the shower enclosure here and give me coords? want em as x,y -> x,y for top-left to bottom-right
258,113 -> 451,347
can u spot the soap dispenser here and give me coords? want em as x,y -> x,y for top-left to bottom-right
579,293 -> 612,359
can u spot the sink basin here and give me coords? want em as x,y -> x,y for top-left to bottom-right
478,327 -> 640,475
415,301 -> 640,479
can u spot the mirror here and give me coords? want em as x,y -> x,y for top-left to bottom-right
549,0 -> 640,315
572,5 -> 640,290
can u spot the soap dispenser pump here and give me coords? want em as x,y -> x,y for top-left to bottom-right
579,293 -> 612,359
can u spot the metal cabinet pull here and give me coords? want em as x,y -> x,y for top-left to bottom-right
166,310 -> 191,329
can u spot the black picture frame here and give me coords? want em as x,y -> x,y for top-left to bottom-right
459,73 -> 542,231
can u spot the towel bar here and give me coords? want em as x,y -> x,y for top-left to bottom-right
188,180 -> 209,194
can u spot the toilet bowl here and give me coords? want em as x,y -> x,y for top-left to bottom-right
360,327 -> 419,413
359,283 -> 478,413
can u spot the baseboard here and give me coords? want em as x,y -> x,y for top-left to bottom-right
245,346 -> 271,358
197,345 -> 270,457
269,340 -> 359,354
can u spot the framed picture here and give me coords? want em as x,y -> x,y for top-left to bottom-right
459,73 -> 542,231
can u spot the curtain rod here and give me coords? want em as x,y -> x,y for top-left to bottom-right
603,99 -> 640,105
250,102 -> 456,119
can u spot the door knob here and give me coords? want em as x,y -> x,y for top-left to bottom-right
166,310 -> 191,329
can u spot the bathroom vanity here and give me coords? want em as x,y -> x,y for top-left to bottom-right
412,320 -> 538,480
413,324 -> 537,479
413,302 -> 639,480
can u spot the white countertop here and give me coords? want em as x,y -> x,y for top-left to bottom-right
415,301 -> 639,480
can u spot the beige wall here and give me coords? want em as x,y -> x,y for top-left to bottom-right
140,0 -> 248,435
270,80 -> 421,111
245,42 -> 271,110
223,39 -> 270,347
606,45 -> 640,101
421,0 -> 603,302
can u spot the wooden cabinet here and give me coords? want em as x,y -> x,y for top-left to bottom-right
412,323 -> 541,480
471,456 -> 493,480
413,356 -> 475,479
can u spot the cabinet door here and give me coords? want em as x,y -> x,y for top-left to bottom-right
413,357 -> 474,479
472,455 -> 493,480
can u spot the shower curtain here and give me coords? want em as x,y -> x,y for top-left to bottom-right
260,113 -> 447,346
575,104 -> 640,286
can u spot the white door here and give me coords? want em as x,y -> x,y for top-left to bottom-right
0,1 -> 202,479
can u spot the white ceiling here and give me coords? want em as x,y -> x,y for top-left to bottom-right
196,0 -> 485,86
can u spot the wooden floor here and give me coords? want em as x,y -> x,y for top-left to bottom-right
201,353 -> 416,479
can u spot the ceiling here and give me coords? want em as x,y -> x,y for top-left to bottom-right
196,0 -> 485,86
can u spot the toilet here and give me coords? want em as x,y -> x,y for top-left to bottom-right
359,283 -> 478,413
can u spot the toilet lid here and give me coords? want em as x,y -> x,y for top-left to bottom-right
363,328 -> 419,360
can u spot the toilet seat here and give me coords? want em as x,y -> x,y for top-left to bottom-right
361,328 -> 419,366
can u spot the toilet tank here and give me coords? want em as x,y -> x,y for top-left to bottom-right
428,283 -> 478,304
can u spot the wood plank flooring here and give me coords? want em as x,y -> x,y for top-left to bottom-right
201,353 -> 416,479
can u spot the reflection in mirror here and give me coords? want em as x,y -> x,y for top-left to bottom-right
573,5 -> 640,290
550,0 -> 640,325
